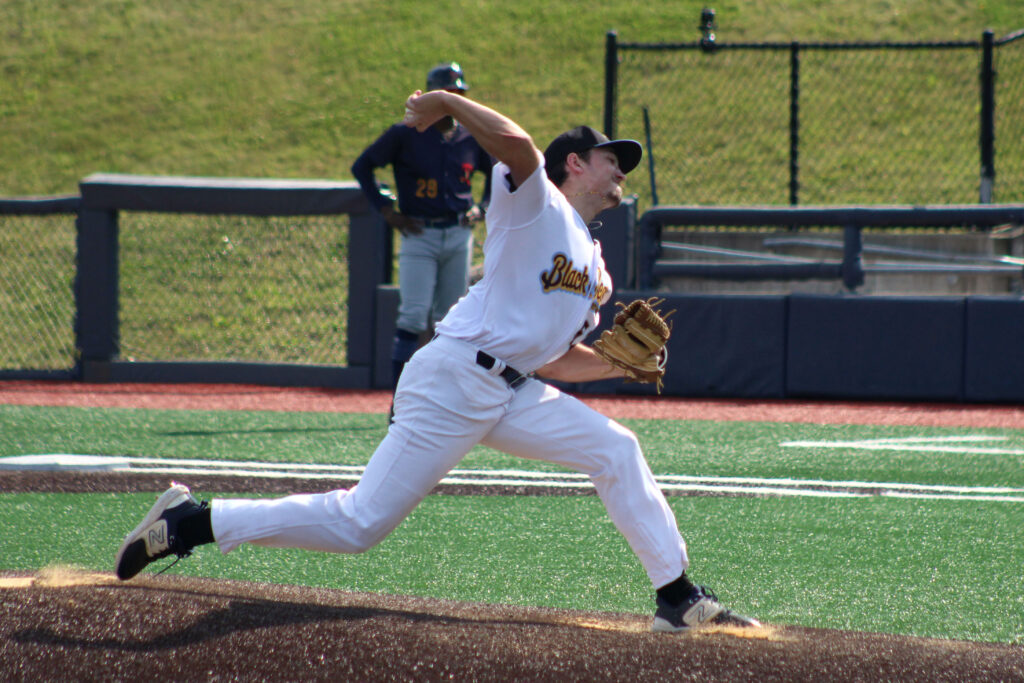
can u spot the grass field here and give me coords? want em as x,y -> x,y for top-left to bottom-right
1,1 -> 1020,197
2,404 -> 1022,644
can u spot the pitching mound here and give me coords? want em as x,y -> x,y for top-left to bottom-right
2,569 -> 1021,681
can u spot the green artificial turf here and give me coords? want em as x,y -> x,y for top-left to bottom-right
1,491 -> 1021,644
2,404 -> 1022,643
3,404 -> 1023,488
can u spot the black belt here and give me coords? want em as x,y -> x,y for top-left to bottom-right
416,212 -> 465,228
476,351 -> 529,389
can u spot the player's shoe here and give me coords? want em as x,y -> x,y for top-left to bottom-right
651,585 -> 761,632
114,482 -> 206,580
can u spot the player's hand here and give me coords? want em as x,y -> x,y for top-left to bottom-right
402,90 -> 449,132
381,205 -> 423,236
464,204 -> 484,225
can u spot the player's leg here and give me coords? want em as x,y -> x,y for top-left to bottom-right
431,226 -> 473,323
393,231 -> 442,389
114,338 -> 512,580
210,429 -> 475,555
212,340 -> 509,555
480,380 -> 760,631
479,380 -> 686,588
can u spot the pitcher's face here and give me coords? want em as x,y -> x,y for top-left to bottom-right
581,148 -> 626,208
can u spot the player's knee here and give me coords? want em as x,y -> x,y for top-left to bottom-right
395,318 -> 429,337
346,517 -> 399,553
590,426 -> 643,476
610,423 -> 643,454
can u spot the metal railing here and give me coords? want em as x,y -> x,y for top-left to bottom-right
635,204 -> 1024,291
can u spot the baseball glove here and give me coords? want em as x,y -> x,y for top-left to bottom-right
592,297 -> 674,393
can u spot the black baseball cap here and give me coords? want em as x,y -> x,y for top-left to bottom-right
426,62 -> 468,92
543,126 -> 643,181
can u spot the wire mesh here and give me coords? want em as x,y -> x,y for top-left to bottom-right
118,212 -> 351,365
995,38 -> 1024,203
616,40 -> 1016,209
0,213 -> 77,370
799,47 -> 978,205
618,47 -> 791,208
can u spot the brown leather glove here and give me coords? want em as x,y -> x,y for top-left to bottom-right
592,298 -> 675,393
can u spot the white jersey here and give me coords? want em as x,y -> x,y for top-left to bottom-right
436,161 -> 612,373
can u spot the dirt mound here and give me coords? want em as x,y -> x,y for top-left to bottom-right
3,570 -> 1021,681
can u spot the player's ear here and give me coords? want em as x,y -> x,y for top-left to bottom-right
565,152 -> 586,176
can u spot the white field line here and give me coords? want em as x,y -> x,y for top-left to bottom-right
782,435 -> 1024,457
105,465 -> 878,498
882,492 -> 1024,503
6,453 -> 1017,503
116,456 -> 1024,496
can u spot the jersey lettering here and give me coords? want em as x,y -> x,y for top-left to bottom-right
415,178 -> 438,198
540,253 -> 609,305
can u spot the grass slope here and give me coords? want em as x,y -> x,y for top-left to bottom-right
1,1 -> 1018,195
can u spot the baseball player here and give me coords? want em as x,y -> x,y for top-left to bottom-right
115,88 -> 760,633
351,62 -> 492,400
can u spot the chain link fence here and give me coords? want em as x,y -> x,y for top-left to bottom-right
1,178 -> 388,383
118,213 -> 351,365
0,212 -> 77,374
609,30 -> 1024,210
996,35 -> 1024,203
0,210 -> 353,375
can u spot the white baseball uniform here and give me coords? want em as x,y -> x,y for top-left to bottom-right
211,161 -> 688,589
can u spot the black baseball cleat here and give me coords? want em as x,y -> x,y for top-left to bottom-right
651,585 -> 761,632
114,482 -> 206,580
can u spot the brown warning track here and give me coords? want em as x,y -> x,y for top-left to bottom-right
3,380 -> 1023,427
2,380 -> 1023,679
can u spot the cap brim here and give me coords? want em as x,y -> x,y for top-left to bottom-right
595,139 -> 643,174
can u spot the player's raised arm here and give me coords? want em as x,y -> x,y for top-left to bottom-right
402,90 -> 542,187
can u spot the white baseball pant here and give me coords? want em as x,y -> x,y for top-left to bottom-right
211,334 -> 689,588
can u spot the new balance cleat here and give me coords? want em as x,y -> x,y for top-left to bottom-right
652,585 -> 761,632
114,482 -> 206,580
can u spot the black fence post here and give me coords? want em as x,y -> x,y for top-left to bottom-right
604,30 -> 619,139
980,29 -> 996,203
635,212 -> 662,290
74,208 -> 120,379
346,209 -> 391,369
840,223 -> 865,291
642,106 -> 659,206
789,41 -> 801,207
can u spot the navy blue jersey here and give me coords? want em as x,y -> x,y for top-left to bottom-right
351,122 -> 492,218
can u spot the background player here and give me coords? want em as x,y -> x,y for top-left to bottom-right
351,62 -> 492,401
115,87 -> 760,634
